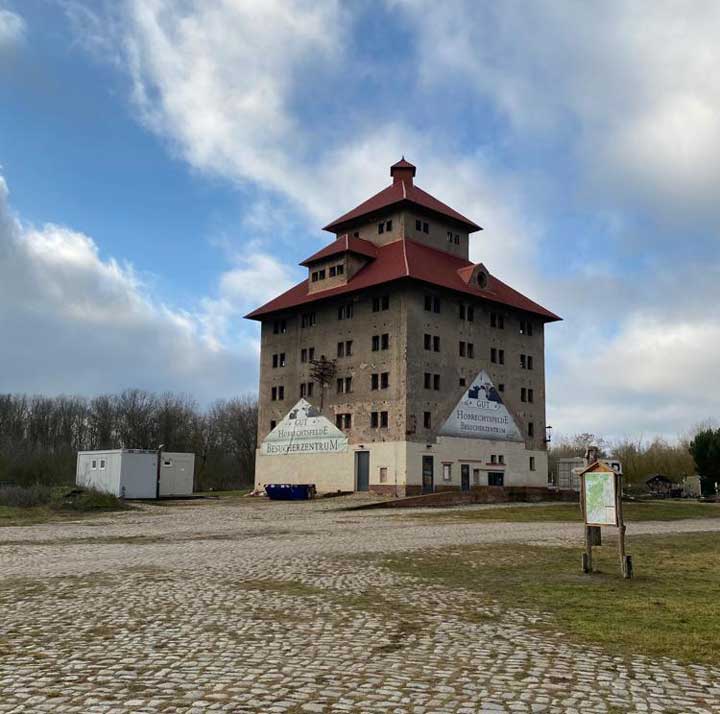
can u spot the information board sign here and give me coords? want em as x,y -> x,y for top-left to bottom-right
583,471 -> 618,526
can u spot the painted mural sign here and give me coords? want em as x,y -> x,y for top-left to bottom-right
439,370 -> 523,441
261,399 -> 349,456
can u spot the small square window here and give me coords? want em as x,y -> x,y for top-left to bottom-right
467,343 -> 474,359
381,372 -> 389,389
528,422 -> 535,437
423,411 -> 431,429
378,222 -> 385,234
498,383 -> 505,392
380,411 -> 388,428
381,333 -> 389,350
459,377 -> 466,387
386,220 -> 392,232
433,335 -> 440,352
279,353 -> 286,367
521,388 -> 527,402
371,411 -> 379,428
345,340 -> 353,356
424,333 -> 431,350
336,264 -> 344,275
272,353 -> 279,368
499,349 -> 505,365
371,374 -> 379,390
100,459 -> 106,470
278,386 -> 284,400
271,386 -> 277,401
529,456 -> 536,471
329,266 -> 336,277
91,460 -> 97,469
372,335 -> 380,351
337,341 -> 345,358
528,356 -> 534,370
491,347 -> 497,363
459,341 -> 466,357
528,388 -> 534,403
424,372 -> 431,389
433,374 -> 440,390
270,420 -> 276,430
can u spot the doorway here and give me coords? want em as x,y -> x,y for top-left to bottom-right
461,464 -> 470,492
422,455 -> 434,494
355,451 -> 370,491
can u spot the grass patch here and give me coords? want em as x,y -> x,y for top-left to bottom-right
405,500 -> 720,523
381,532 -> 720,664
0,486 -> 130,527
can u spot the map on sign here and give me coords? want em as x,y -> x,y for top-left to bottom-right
584,471 -> 617,526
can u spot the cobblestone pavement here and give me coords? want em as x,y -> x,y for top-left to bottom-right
1,497 -> 719,714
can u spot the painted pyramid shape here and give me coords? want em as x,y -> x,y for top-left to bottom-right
439,370 -> 523,441
262,399 -> 349,455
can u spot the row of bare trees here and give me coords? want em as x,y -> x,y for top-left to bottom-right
0,390 -> 257,490
548,431 -> 698,487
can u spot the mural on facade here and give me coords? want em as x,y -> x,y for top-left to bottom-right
261,399 -> 349,456
439,370 -> 523,441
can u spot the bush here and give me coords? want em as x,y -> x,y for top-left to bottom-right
60,488 -> 126,512
0,484 -> 54,508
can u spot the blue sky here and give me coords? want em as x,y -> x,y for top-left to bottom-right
1,0 -> 719,441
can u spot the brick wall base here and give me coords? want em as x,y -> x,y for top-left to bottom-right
354,486 -> 579,509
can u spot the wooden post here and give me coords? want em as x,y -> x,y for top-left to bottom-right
580,473 -> 593,573
616,473 -> 632,578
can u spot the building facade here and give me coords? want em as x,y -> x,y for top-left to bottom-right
246,159 -> 561,495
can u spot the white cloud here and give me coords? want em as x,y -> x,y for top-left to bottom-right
0,175 -> 258,401
396,0 -> 720,228
0,6 -> 25,48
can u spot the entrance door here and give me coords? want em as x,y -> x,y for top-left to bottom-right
461,464 -> 470,492
422,455 -> 434,494
355,451 -> 370,491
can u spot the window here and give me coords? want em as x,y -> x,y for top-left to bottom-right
371,410 -> 389,428
423,411 -> 431,429
459,303 -> 466,320
459,341 -> 466,357
423,221 -> 429,233
337,340 -> 352,357
490,454 -> 497,464
454,234 -> 460,245
491,347 -> 497,363
329,266 -> 336,277
433,335 -> 440,352
273,319 -> 287,334
424,295 -> 440,312
416,218 -> 422,231
301,312 -> 316,328
270,420 -> 276,430
498,455 -> 505,465
459,377 -> 466,387
378,222 -> 385,234
488,472 -> 504,486
338,303 -> 353,320
521,387 -> 527,402
379,467 -> 388,483
91,460 -> 97,469
498,383 -> 505,392
442,463 -> 452,482
490,312 -> 504,329
380,372 -> 389,389
528,388 -> 534,403
386,220 -> 392,232
336,413 -> 352,430
336,263 -> 344,275
473,469 -> 480,485
424,372 -> 431,389
528,356 -> 534,370
424,333 -> 431,350
528,422 -> 535,438
345,340 -> 353,356
371,374 -> 379,390
520,319 -> 534,336
301,348 -> 307,363
433,374 -> 440,391
372,335 -> 380,351
100,459 -> 106,470
499,349 -> 505,365
381,334 -> 389,350
353,231 -> 359,238
311,269 -> 326,282
373,295 -> 390,312
424,295 -> 432,311
467,343 -> 474,359
447,231 -> 454,243
300,383 -> 306,397
271,386 -> 277,401
279,353 -> 286,367
520,354 -> 527,369
529,456 -> 536,471
467,306 -> 474,322
336,377 -> 352,394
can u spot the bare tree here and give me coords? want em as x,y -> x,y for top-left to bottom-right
309,355 -> 336,410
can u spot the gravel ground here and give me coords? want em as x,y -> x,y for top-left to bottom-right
1,496 -> 719,714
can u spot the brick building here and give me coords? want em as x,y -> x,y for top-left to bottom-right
246,159 -> 560,495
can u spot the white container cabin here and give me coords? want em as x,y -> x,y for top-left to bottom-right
76,449 -> 195,499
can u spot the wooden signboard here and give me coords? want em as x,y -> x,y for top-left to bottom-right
579,461 -> 632,578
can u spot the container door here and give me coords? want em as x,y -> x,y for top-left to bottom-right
461,464 -> 470,492
355,451 -> 370,492
422,455 -> 434,494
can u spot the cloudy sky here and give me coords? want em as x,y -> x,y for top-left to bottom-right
1,0 -> 719,440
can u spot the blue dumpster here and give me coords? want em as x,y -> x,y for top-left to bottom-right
264,483 -> 316,500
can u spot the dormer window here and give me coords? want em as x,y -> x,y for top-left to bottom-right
311,269 -> 326,282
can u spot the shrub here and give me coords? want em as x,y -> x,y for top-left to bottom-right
0,484 -> 55,508
59,488 -> 127,512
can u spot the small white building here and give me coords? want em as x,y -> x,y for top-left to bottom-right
76,449 -> 195,499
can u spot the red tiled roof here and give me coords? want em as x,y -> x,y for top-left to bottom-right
245,238 -> 560,322
390,157 -> 416,172
300,234 -> 377,266
323,181 -> 482,233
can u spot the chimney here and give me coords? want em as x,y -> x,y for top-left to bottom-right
390,157 -> 416,186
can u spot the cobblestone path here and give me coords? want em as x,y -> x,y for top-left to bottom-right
1,497 -> 719,713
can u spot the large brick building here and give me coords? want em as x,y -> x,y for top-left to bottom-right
246,159 -> 560,495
